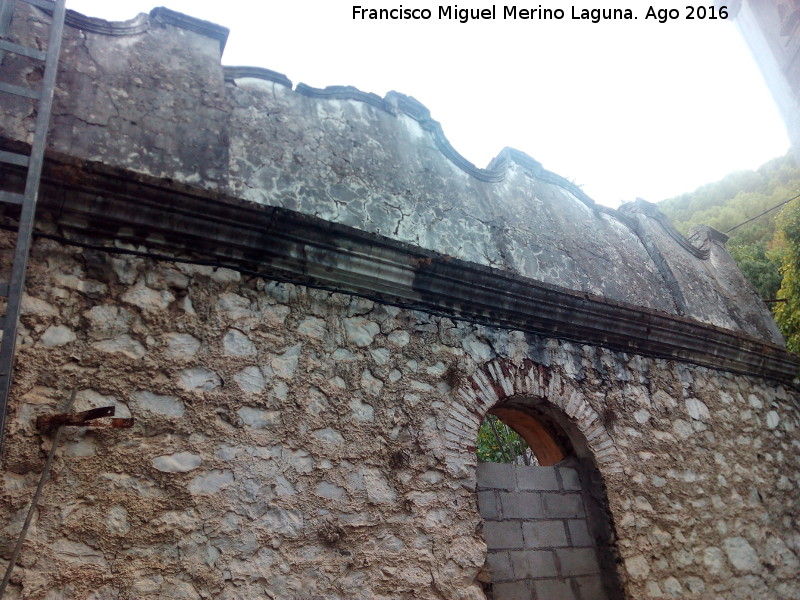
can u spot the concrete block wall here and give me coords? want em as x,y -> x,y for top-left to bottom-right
477,461 -> 608,600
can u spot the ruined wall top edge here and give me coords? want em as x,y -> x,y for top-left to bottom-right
3,3 -> 784,344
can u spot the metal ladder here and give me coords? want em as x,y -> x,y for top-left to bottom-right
0,0 -> 67,454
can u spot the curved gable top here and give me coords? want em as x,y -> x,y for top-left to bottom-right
2,2 -> 787,350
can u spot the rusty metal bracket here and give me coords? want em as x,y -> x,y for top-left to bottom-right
36,406 -> 134,433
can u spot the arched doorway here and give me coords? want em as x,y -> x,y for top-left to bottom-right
475,396 -> 625,600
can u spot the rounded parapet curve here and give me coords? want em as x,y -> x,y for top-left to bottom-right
16,2 -> 149,36
149,7 -> 230,53
291,82 -> 634,210
383,90 -> 504,182
296,83 -> 388,112
620,199 -> 710,260
63,10 -> 151,35
224,66 -> 292,88
487,147 -> 545,179
35,4 -> 230,55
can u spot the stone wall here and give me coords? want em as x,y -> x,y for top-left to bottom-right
0,3 -> 798,600
0,1 -> 783,343
1,234 -> 798,599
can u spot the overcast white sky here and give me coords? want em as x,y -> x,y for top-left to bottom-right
66,1 -> 791,208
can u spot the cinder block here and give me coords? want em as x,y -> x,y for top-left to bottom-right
558,467 -> 582,491
477,461 -> 516,490
509,549 -> 558,578
574,575 -> 609,600
500,492 -> 543,519
522,520 -> 568,548
493,580 -> 531,600
517,466 -> 559,490
567,520 -> 593,547
477,490 -> 499,519
534,578 -> 578,600
557,548 -> 601,576
486,551 -> 515,581
542,493 -> 585,518
484,521 -> 524,549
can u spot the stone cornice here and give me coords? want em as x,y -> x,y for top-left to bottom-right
31,3 -> 230,53
15,156 -> 798,383
63,10 -> 151,36
621,200 -> 710,260
688,224 -> 730,248
224,66 -> 292,88
149,7 -> 230,53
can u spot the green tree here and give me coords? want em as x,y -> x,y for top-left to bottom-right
775,200 -> 800,353
728,241 -> 784,301
476,415 -> 534,464
659,152 -> 800,304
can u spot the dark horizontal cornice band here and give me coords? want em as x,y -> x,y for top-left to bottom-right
14,156 -> 799,383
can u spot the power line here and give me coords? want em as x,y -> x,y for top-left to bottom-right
724,192 -> 800,234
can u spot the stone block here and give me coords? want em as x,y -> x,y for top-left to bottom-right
509,549 -> 558,578
238,406 -> 280,429
492,580 -> 531,600
178,367 -> 221,392
343,316 -> 379,347
188,470 -> 234,495
516,466 -> 559,490
624,554 -> 650,580
477,490 -> 499,519
723,537 -> 760,573
558,467 -> 582,491
574,575 -> 608,600
567,520 -> 593,547
500,492 -> 543,519
522,520 -> 568,548
223,328 -> 256,356
486,551 -> 514,581
534,578 -> 578,600
542,493 -> 585,518
133,390 -> 185,417
152,452 -> 202,473
557,548 -> 601,576
477,461 -> 516,490
484,521 -> 524,549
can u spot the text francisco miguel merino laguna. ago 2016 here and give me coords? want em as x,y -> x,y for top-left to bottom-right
352,5 -> 731,24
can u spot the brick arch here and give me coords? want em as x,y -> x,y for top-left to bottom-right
443,359 -> 623,475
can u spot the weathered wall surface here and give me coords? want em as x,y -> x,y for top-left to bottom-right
0,5 -> 230,187
1,4 -> 799,600
0,2 -> 782,343
1,234 -> 798,600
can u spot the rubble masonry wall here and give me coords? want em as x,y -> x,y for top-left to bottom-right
0,235 -> 798,599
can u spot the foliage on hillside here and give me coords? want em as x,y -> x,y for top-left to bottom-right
660,153 -> 800,243
659,153 -> 800,306
775,200 -> 800,353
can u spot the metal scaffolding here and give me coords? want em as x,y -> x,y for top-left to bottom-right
0,0 -> 67,454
